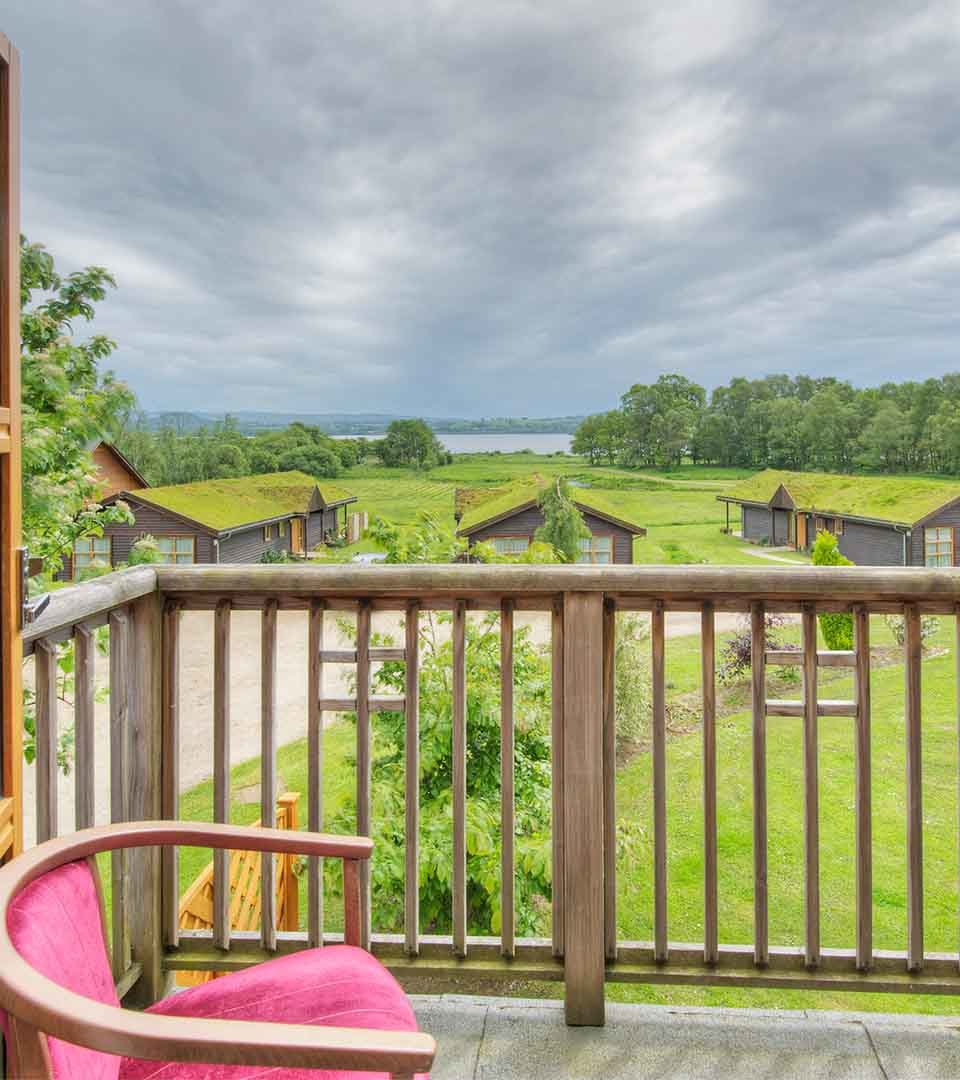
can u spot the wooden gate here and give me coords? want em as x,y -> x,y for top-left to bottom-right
0,32 -> 21,865
177,792 -> 301,985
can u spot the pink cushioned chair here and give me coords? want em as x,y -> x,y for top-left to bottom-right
0,821 -> 435,1079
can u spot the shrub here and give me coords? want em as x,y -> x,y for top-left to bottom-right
614,615 -> 651,753
719,613 -> 795,683
126,535 -> 164,566
259,549 -> 293,564
811,531 -> 854,650
883,614 -> 941,649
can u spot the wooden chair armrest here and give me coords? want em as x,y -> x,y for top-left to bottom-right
3,991 -> 435,1074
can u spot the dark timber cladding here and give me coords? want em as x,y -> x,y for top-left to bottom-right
63,471 -> 356,576
722,469 -> 960,568
456,476 -> 646,564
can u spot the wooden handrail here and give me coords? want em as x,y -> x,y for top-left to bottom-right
152,562 -> 960,603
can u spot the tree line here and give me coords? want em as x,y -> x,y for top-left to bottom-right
116,415 -> 452,486
572,372 -> 960,474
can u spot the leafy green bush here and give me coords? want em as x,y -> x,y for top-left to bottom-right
811,531 -> 854,650
127,534 -> 164,566
535,479 -> 589,562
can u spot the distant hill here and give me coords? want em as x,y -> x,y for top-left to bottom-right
141,411 -> 585,435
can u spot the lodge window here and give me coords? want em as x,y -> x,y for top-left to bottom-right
263,524 -> 274,541
492,537 -> 530,555
577,535 -> 613,565
72,535 -> 111,576
925,527 -> 953,568
277,520 -> 286,537
156,537 -> 195,565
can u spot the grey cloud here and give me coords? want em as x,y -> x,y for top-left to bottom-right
5,1 -> 960,415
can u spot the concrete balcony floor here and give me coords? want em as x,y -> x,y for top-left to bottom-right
412,996 -> 960,1079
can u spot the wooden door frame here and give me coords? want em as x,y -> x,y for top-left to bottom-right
0,32 -> 22,862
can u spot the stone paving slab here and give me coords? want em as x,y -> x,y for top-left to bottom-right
411,996 -> 960,1079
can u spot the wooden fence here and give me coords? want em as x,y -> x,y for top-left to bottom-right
20,563 -> 960,1023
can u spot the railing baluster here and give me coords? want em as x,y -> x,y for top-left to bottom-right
500,599 -> 515,959
751,600 -> 768,967
109,609 -> 130,978
161,601 -> 181,949
73,626 -> 95,831
652,599 -> 668,964
260,599 -> 278,950
854,604 -> 872,971
701,601 -> 718,966
34,639 -> 58,843
905,603 -> 923,972
213,599 -> 231,951
452,599 -> 467,958
404,601 -> 420,957
551,596 -> 565,960
562,591 -> 605,1026
356,600 -> 372,950
602,599 -> 617,963
307,599 -> 324,948
802,603 -> 820,968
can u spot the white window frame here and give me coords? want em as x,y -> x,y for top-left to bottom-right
73,535 -> 111,576
491,536 -> 531,556
577,534 -> 614,565
156,536 -> 196,565
925,526 -> 953,568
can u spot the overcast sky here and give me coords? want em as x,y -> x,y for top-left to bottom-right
5,2 -> 960,417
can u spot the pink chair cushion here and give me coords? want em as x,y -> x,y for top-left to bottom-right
3,859 -> 122,1080
119,945 -> 427,1080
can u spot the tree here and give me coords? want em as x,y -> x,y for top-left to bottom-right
329,610 -> 553,936
20,238 -> 135,572
857,402 -> 912,472
276,445 -> 341,477
535,479 -> 589,562
811,531 -> 854,650
377,419 -> 444,469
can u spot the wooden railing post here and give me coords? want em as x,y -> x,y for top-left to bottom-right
125,590 -> 166,1006
562,592 -> 605,1026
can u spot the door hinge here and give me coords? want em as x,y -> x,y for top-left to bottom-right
18,548 -> 50,627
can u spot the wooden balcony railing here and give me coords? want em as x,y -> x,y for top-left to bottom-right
20,563 -> 960,1023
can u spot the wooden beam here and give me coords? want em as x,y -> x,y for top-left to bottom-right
854,605 -> 872,971
404,602 -> 420,957
751,602 -> 768,967
562,592 -> 605,1026
701,602 -> 718,966
905,603 -> 923,972
213,600 -> 231,951
452,599 -> 467,958
500,599 -> 515,959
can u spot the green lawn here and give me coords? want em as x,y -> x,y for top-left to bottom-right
171,612 -> 960,1015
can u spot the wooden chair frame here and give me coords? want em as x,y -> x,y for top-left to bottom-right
0,821 -> 435,1078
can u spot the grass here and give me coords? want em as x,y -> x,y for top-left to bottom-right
135,470 -> 353,530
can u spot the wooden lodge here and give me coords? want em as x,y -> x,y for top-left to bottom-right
455,477 -> 645,563
63,470 -> 357,579
720,469 -> 960,567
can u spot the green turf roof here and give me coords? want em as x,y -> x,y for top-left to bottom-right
132,471 -> 354,531
725,469 -> 960,525
457,476 -> 646,534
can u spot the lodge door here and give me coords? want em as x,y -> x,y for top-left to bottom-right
291,517 -> 306,556
796,513 -> 807,551
0,33 -> 21,863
